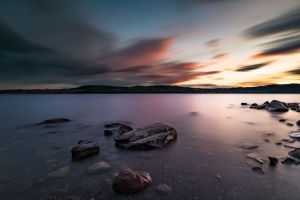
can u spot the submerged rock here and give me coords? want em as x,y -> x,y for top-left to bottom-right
105,122 -> 127,128
156,184 -> 173,195
252,166 -> 264,174
279,119 -> 286,122
247,153 -> 263,164
104,124 -> 133,136
82,180 -> 102,197
87,161 -> 111,174
286,123 -> 293,127
250,103 -> 258,109
47,166 -> 69,178
276,142 -> 282,145
282,139 -> 295,143
281,156 -> 298,164
241,143 -> 258,150
267,100 -> 289,112
39,118 -> 70,124
115,123 -> 177,149
268,156 -> 278,165
289,148 -> 300,160
71,140 -> 99,159
241,102 -> 248,105
112,168 -> 152,194
104,130 -> 113,136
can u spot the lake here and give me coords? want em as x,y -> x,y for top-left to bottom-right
0,94 -> 300,200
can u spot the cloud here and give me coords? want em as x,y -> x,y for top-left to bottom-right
286,67 -> 300,75
235,61 -> 273,72
212,53 -> 227,59
244,6 -> 300,38
205,39 -> 220,48
115,38 -> 174,67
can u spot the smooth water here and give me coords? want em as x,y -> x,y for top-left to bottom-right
0,94 -> 300,200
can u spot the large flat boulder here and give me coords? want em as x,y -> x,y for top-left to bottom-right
39,118 -> 70,124
114,123 -> 177,149
289,149 -> 300,160
112,168 -> 152,194
267,100 -> 289,112
71,140 -> 99,159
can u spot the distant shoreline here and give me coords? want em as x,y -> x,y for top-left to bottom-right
0,84 -> 300,94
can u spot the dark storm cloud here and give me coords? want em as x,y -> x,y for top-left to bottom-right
116,65 -> 152,73
236,62 -> 272,72
245,6 -> 300,38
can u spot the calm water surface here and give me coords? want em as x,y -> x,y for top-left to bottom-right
0,94 -> 300,200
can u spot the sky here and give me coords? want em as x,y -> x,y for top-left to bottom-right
0,0 -> 300,89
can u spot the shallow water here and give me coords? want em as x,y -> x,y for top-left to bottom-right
0,94 -> 300,200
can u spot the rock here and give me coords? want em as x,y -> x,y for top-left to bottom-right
289,129 -> 300,138
87,161 -> 111,174
281,156 -> 298,164
112,168 -> 152,194
155,184 -> 172,195
115,123 -> 177,149
252,166 -> 264,174
297,120 -> 300,126
288,103 -> 299,109
247,153 -> 263,164
104,122 -> 126,128
282,139 -> 295,143
241,143 -> 258,150
289,148 -> 300,160
241,102 -> 248,105
264,139 -> 269,142
104,130 -> 113,136
268,156 -> 278,165
283,144 -> 294,148
250,103 -> 258,109
267,100 -> 289,112
265,132 -> 273,136
276,142 -> 282,145
286,123 -> 293,126
71,140 -> 99,159
46,197 -> 59,200
257,101 -> 269,109
291,107 -> 298,111
47,166 -> 69,178
279,119 -> 286,122
82,180 -> 101,197
119,125 -> 133,135
39,118 -> 70,124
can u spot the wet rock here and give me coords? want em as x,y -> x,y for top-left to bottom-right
155,184 -> 173,195
264,139 -> 269,142
115,123 -> 177,149
87,161 -> 111,174
241,143 -> 258,150
265,132 -> 273,136
257,101 -> 269,109
289,148 -> 300,159
281,156 -> 298,164
241,102 -> 248,105
71,140 -> 99,159
104,130 -> 113,136
247,153 -> 263,164
297,120 -> 300,126
268,156 -> 278,165
252,166 -> 264,174
112,168 -> 152,194
267,100 -> 289,112
291,107 -> 298,111
250,103 -> 258,109
279,119 -> 286,122
104,122 -> 126,128
47,166 -> 69,178
288,103 -> 299,109
283,144 -> 295,148
282,139 -> 295,143
286,123 -> 293,126
276,142 -> 282,145
289,129 -> 300,138
119,125 -> 133,135
82,180 -> 101,197
39,118 -> 70,124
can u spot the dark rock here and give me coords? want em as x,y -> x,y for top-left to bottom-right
115,123 -> 177,149
289,148 -> 300,160
104,130 -> 113,136
247,153 -> 263,164
39,118 -> 70,124
252,166 -> 264,174
250,103 -> 258,109
112,168 -> 152,194
104,122 -> 126,128
119,125 -> 133,135
279,119 -> 286,122
268,156 -> 278,165
286,123 -> 293,126
257,101 -> 269,109
283,144 -> 294,148
264,139 -> 269,142
282,139 -> 295,143
267,100 -> 289,112
281,156 -> 298,164
288,103 -> 299,109
291,107 -> 298,111
71,140 -> 99,159
241,102 -> 248,105
297,120 -> 300,126
276,142 -> 282,145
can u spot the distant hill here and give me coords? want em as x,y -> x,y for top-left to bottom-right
0,84 -> 300,94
